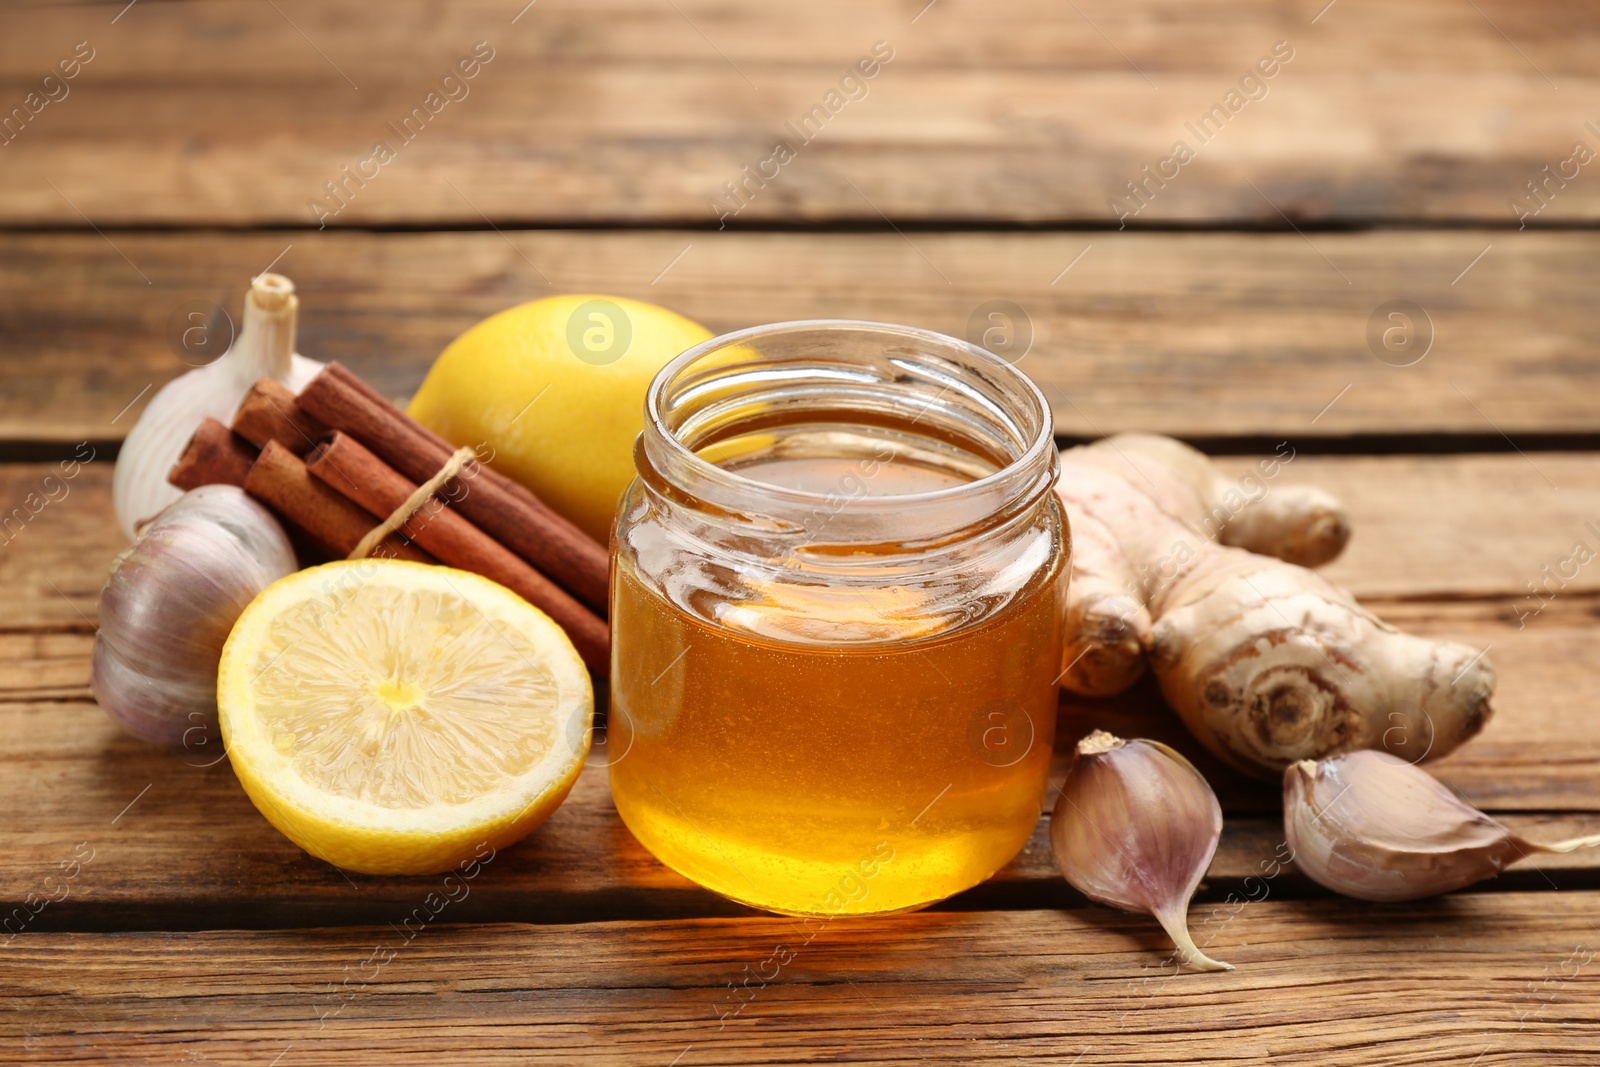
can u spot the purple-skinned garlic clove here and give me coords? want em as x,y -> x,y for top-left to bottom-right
1284,749 -> 1600,902
1050,730 -> 1231,971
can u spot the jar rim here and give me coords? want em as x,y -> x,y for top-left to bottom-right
641,319 -> 1058,540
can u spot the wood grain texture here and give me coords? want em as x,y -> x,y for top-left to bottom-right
1216,455 -> 1600,602
6,895 -> 1599,1065
9,456 -> 1599,631
3,0 -> 1597,1055
7,449 -> 1597,938
4,230 -> 1600,444
1,1 -> 1596,226
2,598 -> 1596,930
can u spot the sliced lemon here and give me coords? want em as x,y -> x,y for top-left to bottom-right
218,560 -> 592,875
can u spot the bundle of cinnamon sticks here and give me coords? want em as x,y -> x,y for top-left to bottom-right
169,362 -> 611,673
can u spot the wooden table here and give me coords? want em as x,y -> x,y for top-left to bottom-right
4,2 -> 1598,1063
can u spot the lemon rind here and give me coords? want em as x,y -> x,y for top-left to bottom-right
218,561 -> 593,863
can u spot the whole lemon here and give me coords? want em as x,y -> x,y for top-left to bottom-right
408,294 -> 714,543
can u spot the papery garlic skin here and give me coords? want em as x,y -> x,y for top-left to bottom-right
112,273 -> 323,539
1050,730 -> 1231,971
92,485 -> 296,746
1284,750 -> 1600,902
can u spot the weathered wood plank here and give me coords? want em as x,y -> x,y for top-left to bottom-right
2,610 -> 1596,932
7,455 -> 1598,633
1,1 -> 1596,226
4,231 -> 1600,443
3,457 -> 1597,928
1245,455 -> 1600,603
5,895 -> 1598,1065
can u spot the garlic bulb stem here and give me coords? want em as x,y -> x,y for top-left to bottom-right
229,272 -> 297,386
1532,833 -> 1600,854
112,273 -> 324,539
1154,904 -> 1232,973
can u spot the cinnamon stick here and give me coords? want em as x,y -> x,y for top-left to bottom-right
297,363 -> 611,614
169,418 -> 256,491
245,440 -> 433,564
233,378 -> 329,455
306,431 -> 609,672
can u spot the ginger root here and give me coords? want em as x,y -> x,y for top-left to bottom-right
1055,434 -> 1495,780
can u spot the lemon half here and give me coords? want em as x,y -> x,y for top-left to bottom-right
219,560 -> 592,874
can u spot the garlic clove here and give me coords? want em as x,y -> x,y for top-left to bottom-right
1283,749 -> 1600,902
91,485 -> 296,746
1050,730 -> 1232,971
91,633 -> 219,746
112,273 -> 325,539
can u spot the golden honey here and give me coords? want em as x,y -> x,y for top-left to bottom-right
608,321 -> 1067,916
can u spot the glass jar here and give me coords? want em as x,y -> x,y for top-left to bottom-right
608,320 -> 1068,917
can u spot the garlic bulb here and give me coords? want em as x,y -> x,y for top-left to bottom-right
1050,730 -> 1232,971
1284,750 -> 1600,902
92,485 -> 296,746
113,273 -> 324,539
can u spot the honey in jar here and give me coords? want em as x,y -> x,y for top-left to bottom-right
608,321 -> 1068,916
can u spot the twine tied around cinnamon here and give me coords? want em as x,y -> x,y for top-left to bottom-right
346,446 -> 477,561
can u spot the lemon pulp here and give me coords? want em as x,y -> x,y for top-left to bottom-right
220,561 -> 592,874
